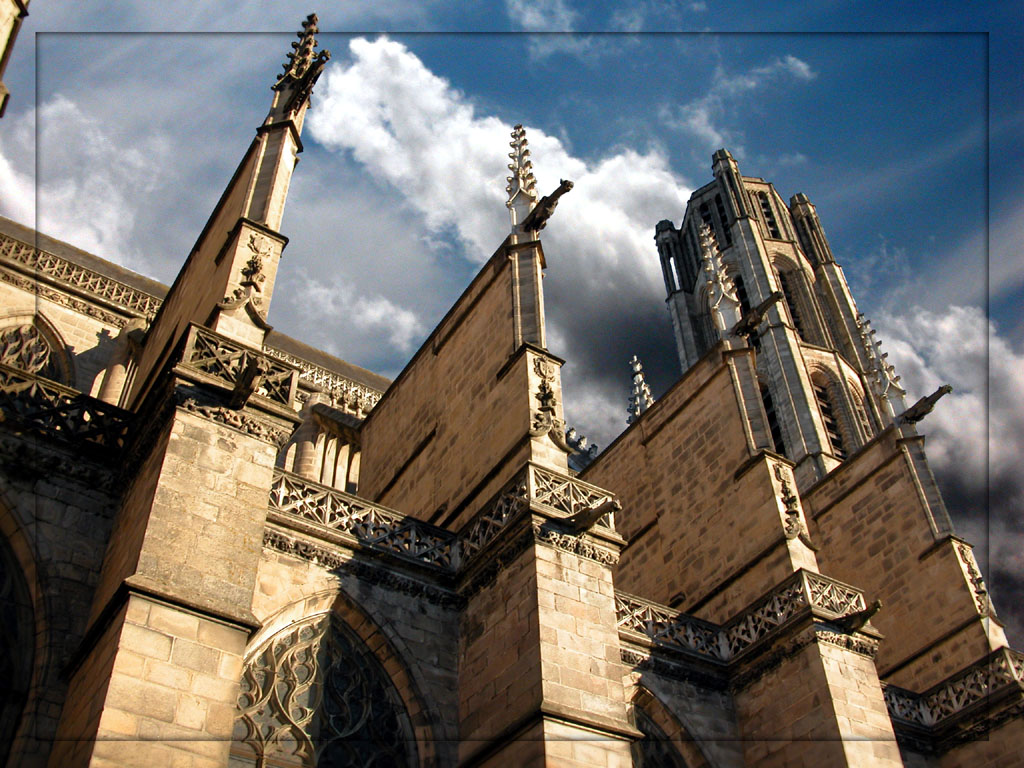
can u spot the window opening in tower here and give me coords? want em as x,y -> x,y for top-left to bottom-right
777,271 -> 806,339
734,275 -> 760,351
714,194 -> 733,246
699,202 -> 717,244
813,381 -> 847,459
758,192 -> 782,239
760,385 -> 786,456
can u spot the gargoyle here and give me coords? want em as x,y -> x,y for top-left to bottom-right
559,499 -> 621,535
897,384 -> 953,425
229,353 -> 272,409
520,179 -> 574,233
834,599 -> 883,633
731,291 -> 784,339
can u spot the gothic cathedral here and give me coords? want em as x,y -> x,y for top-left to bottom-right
0,15 -> 1020,768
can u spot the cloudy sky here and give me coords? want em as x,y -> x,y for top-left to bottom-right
1,2 -> 1021,640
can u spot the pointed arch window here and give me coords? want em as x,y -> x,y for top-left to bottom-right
0,318 -> 72,384
230,613 -> 417,767
776,270 -> 807,339
714,194 -> 732,246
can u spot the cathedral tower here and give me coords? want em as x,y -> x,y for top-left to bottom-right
656,149 -> 920,490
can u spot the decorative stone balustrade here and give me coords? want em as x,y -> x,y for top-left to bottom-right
616,569 -> 867,663
884,648 -> 1024,730
179,325 -> 297,408
459,463 -> 617,564
262,347 -> 383,416
268,463 -> 620,573
269,470 -> 457,570
0,363 -> 132,453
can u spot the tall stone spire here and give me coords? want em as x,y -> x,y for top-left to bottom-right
699,224 -> 742,338
127,15 -> 331,409
627,355 -> 655,425
506,124 -> 538,237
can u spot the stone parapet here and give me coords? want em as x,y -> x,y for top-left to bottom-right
885,647 -> 1024,754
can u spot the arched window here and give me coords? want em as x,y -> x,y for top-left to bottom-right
230,613 -> 417,767
632,709 -> 690,768
776,270 -> 807,339
811,374 -> 848,460
714,194 -> 732,246
0,316 -> 73,384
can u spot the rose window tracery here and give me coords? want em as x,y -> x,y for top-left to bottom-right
230,613 -> 416,768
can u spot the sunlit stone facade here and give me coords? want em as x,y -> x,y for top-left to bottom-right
0,16 -> 1020,768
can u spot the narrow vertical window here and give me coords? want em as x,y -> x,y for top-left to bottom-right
777,271 -> 806,339
714,194 -> 733,245
734,274 -> 759,351
698,202 -> 716,245
758,192 -> 781,238
761,384 -> 786,456
813,379 -> 847,459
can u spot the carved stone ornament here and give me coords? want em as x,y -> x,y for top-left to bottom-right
953,540 -> 995,616
1,232 -> 162,320
218,234 -> 274,328
773,464 -> 818,551
533,522 -> 619,566
529,377 -> 574,453
231,612 -> 417,767
0,324 -> 56,378
180,397 -> 289,447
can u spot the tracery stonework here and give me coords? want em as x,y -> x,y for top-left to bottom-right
230,613 -> 416,768
0,323 -> 63,381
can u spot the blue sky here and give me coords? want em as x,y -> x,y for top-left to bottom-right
1,1 -> 1021,640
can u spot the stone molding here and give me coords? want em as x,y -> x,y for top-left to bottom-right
180,397 -> 291,448
0,232 -> 162,321
884,647 -> 1024,752
262,527 -> 461,609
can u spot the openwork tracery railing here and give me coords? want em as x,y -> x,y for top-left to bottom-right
459,464 -> 617,563
884,648 -> 1024,730
180,326 -> 296,407
616,570 -> 867,663
615,593 -> 725,661
262,346 -> 383,416
270,463 -> 620,572
0,232 -> 162,318
0,363 -> 131,452
270,471 -> 457,570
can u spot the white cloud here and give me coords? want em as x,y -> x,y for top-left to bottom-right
294,275 -> 425,356
875,304 -> 1024,489
660,54 -> 816,156
306,36 -> 691,446
0,95 -> 170,271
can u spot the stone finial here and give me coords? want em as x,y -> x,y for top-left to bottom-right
506,124 -> 538,232
627,355 -> 654,425
856,314 -> 908,420
274,13 -> 331,91
699,224 -> 741,335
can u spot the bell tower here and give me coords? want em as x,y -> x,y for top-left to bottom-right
655,150 -> 933,489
